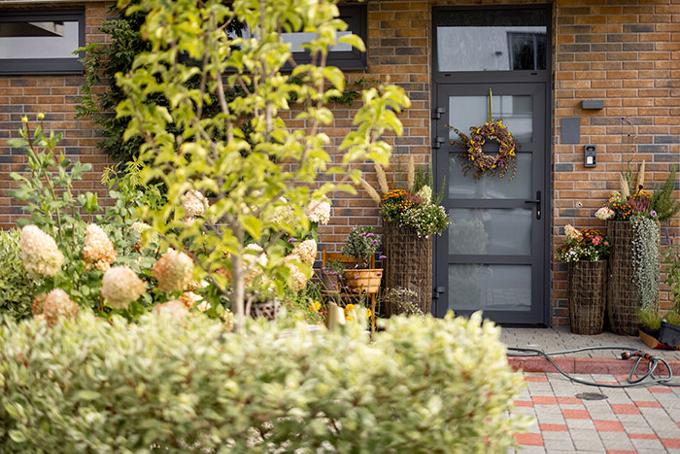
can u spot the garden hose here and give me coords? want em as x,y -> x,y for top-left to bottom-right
507,346 -> 680,388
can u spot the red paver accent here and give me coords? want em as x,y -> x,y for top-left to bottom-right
524,375 -> 548,382
611,404 -> 641,415
509,357 -> 680,375
557,397 -> 582,405
562,409 -> 590,419
635,400 -> 662,408
514,433 -> 544,446
593,420 -> 625,432
629,433 -> 658,440
532,396 -> 558,405
540,423 -> 568,432
649,386 -> 673,394
661,438 -> 680,448
513,400 -> 533,407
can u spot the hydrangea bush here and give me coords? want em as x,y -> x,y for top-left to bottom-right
0,312 -> 528,452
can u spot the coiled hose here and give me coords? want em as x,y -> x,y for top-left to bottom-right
507,346 -> 680,388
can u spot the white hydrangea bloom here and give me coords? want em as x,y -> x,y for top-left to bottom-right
292,239 -> 317,266
42,289 -> 79,327
306,199 -> 331,225
19,225 -> 64,277
197,300 -> 211,313
82,224 -> 117,272
181,189 -> 209,220
153,249 -> 194,292
595,207 -> 615,221
131,221 -> 152,235
101,266 -> 146,310
243,244 -> 268,283
179,291 -> 203,309
153,299 -> 189,319
285,256 -> 309,291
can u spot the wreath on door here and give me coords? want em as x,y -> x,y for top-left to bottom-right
450,89 -> 519,179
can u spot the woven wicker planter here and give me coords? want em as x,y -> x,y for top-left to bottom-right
383,222 -> 433,315
249,300 -> 280,320
568,260 -> 607,335
344,269 -> 383,293
606,220 -> 661,335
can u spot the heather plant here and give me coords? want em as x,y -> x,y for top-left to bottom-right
0,311 -> 528,452
116,0 -> 409,329
342,226 -> 382,268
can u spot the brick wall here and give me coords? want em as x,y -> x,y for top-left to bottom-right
552,0 -> 680,325
0,2 -> 113,229
319,0 -> 679,326
1,0 -> 678,326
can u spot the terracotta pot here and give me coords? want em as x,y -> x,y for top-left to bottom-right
344,268 -> 383,294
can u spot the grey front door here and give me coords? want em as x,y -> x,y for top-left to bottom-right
432,83 -> 548,324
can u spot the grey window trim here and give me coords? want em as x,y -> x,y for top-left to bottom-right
0,9 -> 85,75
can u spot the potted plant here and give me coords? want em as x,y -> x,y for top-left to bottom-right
595,161 -> 661,335
557,225 -> 611,335
639,245 -> 680,349
361,158 -> 448,313
342,226 -> 383,293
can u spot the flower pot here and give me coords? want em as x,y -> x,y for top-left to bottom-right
568,260 -> 607,335
607,220 -> 660,335
344,269 -> 383,294
249,300 -> 280,320
383,222 -> 433,314
318,270 -> 342,293
639,326 -> 676,350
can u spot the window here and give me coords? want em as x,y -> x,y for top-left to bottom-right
434,8 -> 548,73
236,5 -> 367,71
0,10 -> 84,75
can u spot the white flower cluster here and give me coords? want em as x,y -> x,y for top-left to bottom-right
243,244 -> 268,283
306,199 -> 331,225
291,239 -> 317,266
40,289 -> 79,327
564,224 -> 582,241
180,190 -> 209,221
153,299 -> 189,319
19,225 -> 64,277
82,224 -> 117,271
594,207 -> 615,221
415,185 -> 432,203
153,249 -> 194,292
285,257 -> 309,291
101,266 -> 146,309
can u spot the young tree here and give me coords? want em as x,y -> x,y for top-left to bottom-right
117,0 -> 410,330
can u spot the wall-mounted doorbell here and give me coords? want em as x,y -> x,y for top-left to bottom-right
584,144 -> 597,168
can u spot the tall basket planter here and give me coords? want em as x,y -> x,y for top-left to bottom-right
607,221 -> 639,334
383,222 -> 433,314
568,260 -> 607,335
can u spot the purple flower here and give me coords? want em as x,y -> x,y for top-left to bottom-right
378,255 -> 387,260
650,210 -> 657,218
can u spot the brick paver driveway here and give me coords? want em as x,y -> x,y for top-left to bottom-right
512,373 -> 680,453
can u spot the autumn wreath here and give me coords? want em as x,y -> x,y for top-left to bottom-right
453,119 -> 518,179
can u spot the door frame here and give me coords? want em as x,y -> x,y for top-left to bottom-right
431,4 -> 553,326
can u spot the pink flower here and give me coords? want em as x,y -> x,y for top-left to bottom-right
591,236 -> 603,246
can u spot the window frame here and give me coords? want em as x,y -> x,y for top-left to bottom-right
287,4 -> 367,71
0,9 -> 85,75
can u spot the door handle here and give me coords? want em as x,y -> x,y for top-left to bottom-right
433,286 -> 445,300
524,191 -> 542,220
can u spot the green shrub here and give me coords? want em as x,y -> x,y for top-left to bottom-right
0,230 -> 39,320
0,312 -> 527,452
